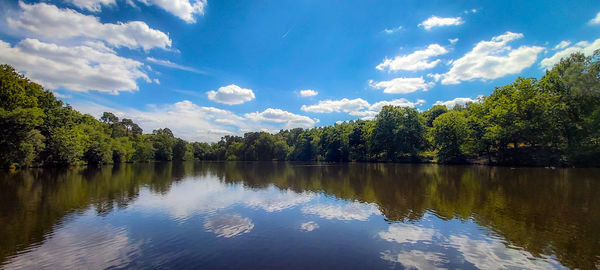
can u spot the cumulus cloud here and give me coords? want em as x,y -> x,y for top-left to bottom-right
299,89 -> 318,97
301,201 -> 381,221
300,98 -> 370,113
540,38 -> 600,69
369,77 -> 434,94
137,0 -> 207,23
65,0 -> 116,12
245,108 -> 316,128
433,96 -> 482,108
8,2 -> 172,51
73,100 -> 316,142
207,84 -> 255,105
0,38 -> 149,93
419,16 -> 464,30
204,214 -> 254,238
590,11 -> 600,25
376,44 -> 448,71
301,97 -> 425,120
441,32 -> 544,84
146,57 -> 205,74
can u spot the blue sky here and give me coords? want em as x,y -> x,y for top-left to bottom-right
0,0 -> 599,141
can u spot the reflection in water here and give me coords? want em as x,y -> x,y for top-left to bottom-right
0,162 -> 599,269
300,221 -> 319,232
380,250 -> 448,270
3,212 -> 140,269
379,223 -> 440,244
301,201 -> 380,221
203,214 -> 254,238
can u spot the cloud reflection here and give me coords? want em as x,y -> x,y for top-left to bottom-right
380,250 -> 448,270
300,221 -> 319,232
204,214 -> 254,238
379,223 -> 440,244
301,201 -> 381,221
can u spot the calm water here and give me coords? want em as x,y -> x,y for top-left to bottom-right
1,162 -> 599,269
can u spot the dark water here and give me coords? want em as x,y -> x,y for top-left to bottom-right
1,162 -> 599,269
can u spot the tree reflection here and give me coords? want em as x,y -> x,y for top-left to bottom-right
1,162 -> 599,269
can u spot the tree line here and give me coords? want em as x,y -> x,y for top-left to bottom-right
1,52 -> 599,168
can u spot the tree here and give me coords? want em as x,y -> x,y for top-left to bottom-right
432,111 -> 468,163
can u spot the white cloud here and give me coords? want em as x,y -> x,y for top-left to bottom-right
369,98 -> 425,112
384,25 -> 403,34
146,57 -> 205,74
379,223 -> 440,244
376,44 -> 448,71
73,100 -> 317,142
245,108 -> 316,129
449,234 -> 564,270
204,214 -> 254,238
8,2 -> 172,51
590,11 -> 600,24
65,0 -> 116,12
207,84 -> 255,105
299,89 -> 318,97
433,96 -> 482,108
419,16 -> 464,30
449,38 -> 459,44
0,38 -> 149,93
301,201 -> 381,221
553,40 -> 571,50
138,0 -> 207,23
380,250 -> 448,270
441,32 -> 544,84
540,38 -> 600,69
301,98 -> 370,113
3,220 -> 140,269
300,221 -> 319,232
370,77 -> 434,94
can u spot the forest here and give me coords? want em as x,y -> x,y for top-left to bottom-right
1,52 -> 599,168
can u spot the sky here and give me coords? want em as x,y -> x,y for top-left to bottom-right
0,0 -> 599,142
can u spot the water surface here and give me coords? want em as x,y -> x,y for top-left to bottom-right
1,162 -> 599,269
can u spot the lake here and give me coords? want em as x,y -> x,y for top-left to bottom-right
0,162 -> 599,269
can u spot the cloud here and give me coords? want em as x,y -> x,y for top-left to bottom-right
146,57 -> 206,74
0,38 -> 149,93
376,44 -> 448,71
380,250 -> 448,270
138,0 -> 207,23
540,38 -> 600,69
65,0 -> 116,12
553,40 -> 571,50
449,38 -> 459,44
73,100 -> 316,142
3,220 -> 140,269
449,234 -> 563,269
419,16 -> 464,30
204,214 -> 254,238
590,11 -> 600,24
433,96 -> 482,108
383,26 -> 403,34
207,84 -> 255,105
350,98 -> 425,120
8,2 -> 172,51
245,108 -> 316,128
300,98 -> 370,113
300,221 -> 319,232
441,32 -> 544,84
379,223 -> 440,244
299,89 -> 318,97
370,77 -> 434,94
301,201 -> 381,221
